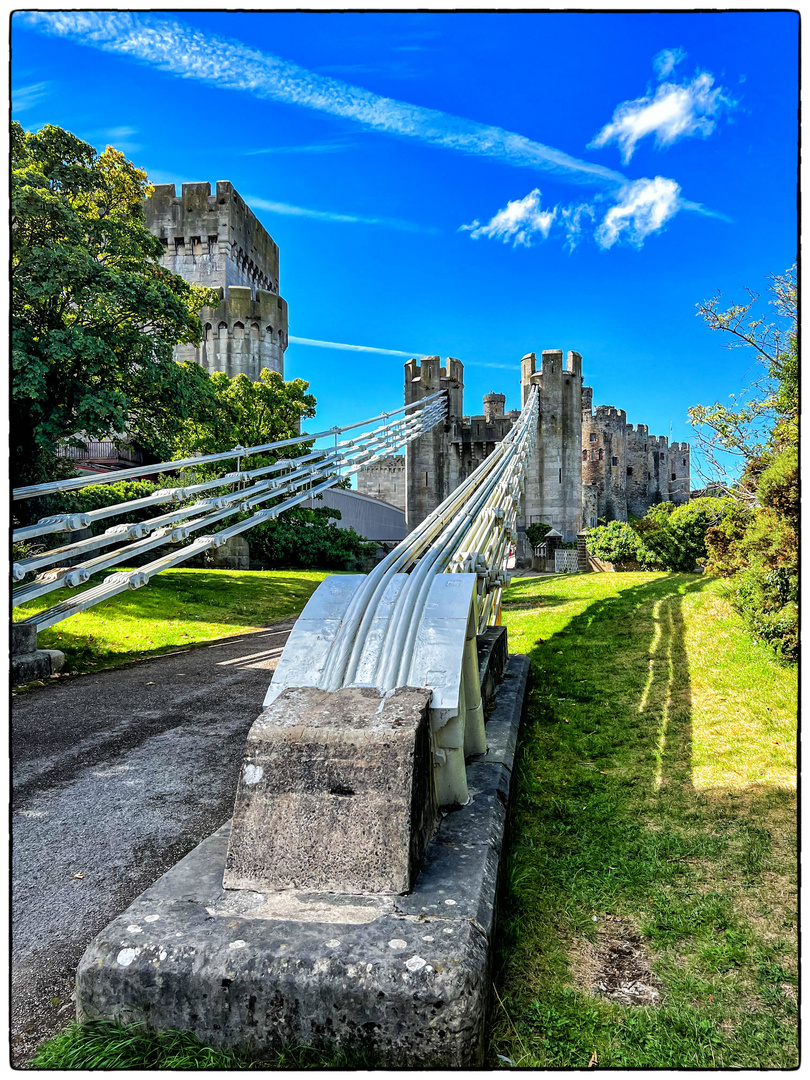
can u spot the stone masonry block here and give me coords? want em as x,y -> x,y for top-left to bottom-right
224,686 -> 437,895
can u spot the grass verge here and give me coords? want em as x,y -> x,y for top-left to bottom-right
13,567 -> 332,677
30,1020 -> 384,1070
490,571 -> 797,1068
24,571 -> 797,1068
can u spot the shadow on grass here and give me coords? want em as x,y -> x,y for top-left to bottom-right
490,571 -> 797,1068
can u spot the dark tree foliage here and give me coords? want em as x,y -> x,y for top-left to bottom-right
11,122 -> 219,488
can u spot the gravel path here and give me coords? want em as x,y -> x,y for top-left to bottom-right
11,622 -> 294,1066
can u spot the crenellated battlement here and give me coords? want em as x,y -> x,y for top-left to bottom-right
145,182 -> 288,382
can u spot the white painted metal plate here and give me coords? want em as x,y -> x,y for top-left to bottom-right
263,575 -> 365,705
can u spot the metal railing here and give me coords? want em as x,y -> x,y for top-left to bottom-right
12,392 -> 447,631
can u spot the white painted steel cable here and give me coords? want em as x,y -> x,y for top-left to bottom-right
12,391 -> 446,502
318,388 -> 538,692
15,396 -> 447,630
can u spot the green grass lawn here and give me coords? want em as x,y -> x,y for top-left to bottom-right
490,571 -> 797,1069
24,570 -> 797,1068
13,567 -> 333,677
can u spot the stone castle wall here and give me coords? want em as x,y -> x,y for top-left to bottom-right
361,352 -> 691,544
145,181 -> 288,380
356,455 -> 407,511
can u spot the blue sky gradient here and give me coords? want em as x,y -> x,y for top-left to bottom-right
12,10 -> 798,477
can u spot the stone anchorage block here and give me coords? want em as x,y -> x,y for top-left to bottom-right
224,686 -> 437,896
75,655 -> 531,1068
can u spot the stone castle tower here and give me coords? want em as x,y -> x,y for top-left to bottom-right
144,181 -> 288,381
519,350 -> 584,540
358,350 -> 691,558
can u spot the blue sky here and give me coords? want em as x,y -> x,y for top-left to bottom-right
12,10 -> 798,478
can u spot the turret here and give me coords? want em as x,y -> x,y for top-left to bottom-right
483,392 -> 506,422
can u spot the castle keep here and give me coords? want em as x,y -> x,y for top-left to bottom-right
144,181 -> 288,381
358,351 -> 690,556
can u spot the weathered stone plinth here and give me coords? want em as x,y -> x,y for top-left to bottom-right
224,686 -> 436,895
75,656 -> 530,1067
11,623 -> 64,686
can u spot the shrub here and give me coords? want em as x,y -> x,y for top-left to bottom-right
636,497 -> 736,572
585,520 -> 645,564
248,505 -> 375,571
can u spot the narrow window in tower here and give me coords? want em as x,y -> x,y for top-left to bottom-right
424,471 -> 429,487
683,458 -> 687,466
207,235 -> 217,255
582,450 -> 588,461
559,468 -> 562,483
612,456 -> 618,467
671,473 -> 677,481
598,448 -> 604,460
627,467 -> 633,476
589,432 -> 597,442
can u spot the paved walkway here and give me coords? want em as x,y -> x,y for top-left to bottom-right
11,622 -> 294,1066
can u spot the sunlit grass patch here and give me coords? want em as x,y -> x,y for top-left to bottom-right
13,567 -> 332,677
491,570 -> 797,1069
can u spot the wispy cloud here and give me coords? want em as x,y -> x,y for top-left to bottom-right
12,80 -> 51,112
290,337 -> 519,371
290,337 -> 417,357
246,195 -> 437,234
590,62 -> 737,164
594,176 -> 681,249
20,11 -> 628,191
243,137 -> 353,156
462,178 -> 680,252
87,124 -> 141,153
653,47 -> 686,81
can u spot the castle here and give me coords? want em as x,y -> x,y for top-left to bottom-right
357,351 -> 690,558
144,181 -> 289,380
141,183 -> 690,551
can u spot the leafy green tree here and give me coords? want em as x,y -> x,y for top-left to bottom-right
688,265 -> 797,497
171,367 -> 316,468
525,522 -> 553,548
11,122 -> 219,488
249,505 -> 375,571
689,266 -> 798,663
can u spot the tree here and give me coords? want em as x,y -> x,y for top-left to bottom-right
11,122 -> 219,488
171,366 -> 317,467
690,266 -> 798,663
688,264 -> 797,498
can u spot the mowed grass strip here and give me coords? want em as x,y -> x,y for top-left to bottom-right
491,571 -> 797,1069
13,567 -> 332,677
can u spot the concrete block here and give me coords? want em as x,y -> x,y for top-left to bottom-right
224,686 -> 437,895
12,623 -> 37,656
75,654 -> 530,1068
11,646 -> 65,686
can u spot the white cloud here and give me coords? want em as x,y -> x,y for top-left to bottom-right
653,47 -> 686,81
243,138 -> 353,156
559,203 -> 596,252
289,337 -> 416,357
12,81 -> 51,112
594,176 -> 681,250
245,195 -> 438,234
461,192 -> 599,251
461,189 -> 557,248
590,70 -> 737,164
290,338 -> 518,371
20,11 -> 627,191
